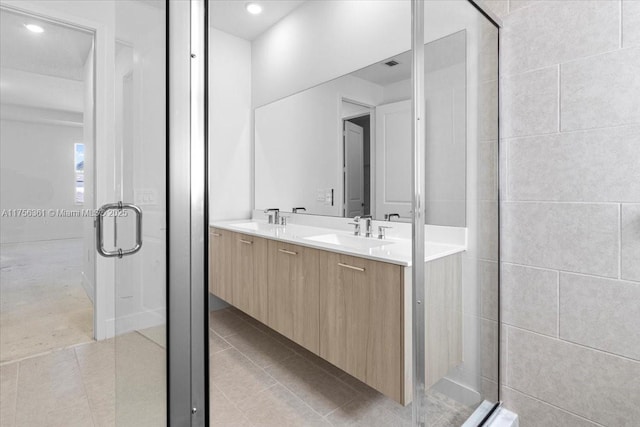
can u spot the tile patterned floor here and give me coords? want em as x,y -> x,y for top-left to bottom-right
0,331 -> 166,427
210,307 -> 475,427
0,307 -> 474,427
0,239 -> 93,363
0,236 -> 473,426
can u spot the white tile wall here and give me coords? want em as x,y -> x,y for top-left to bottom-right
501,202 -> 619,277
501,1 -> 619,75
622,0 -> 640,48
500,387 -> 601,427
484,1 -> 640,425
621,204 -> 640,282
561,48 -> 640,131
501,66 -> 558,138
506,327 -> 640,427
501,264 -> 558,337
507,125 -> 640,202
559,273 -> 640,360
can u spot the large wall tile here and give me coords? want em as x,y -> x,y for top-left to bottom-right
483,0 -> 508,18
623,0 -> 640,48
506,327 -> 640,426
507,125 -> 640,202
501,263 -> 558,336
502,1 -> 619,75
501,67 -> 558,138
481,319 -> 499,382
501,202 -> 619,277
501,386 -> 600,427
560,273 -> 640,360
509,1 -> 541,14
561,48 -> 640,131
622,204 -> 640,282
480,260 -> 499,321
473,201 -> 499,262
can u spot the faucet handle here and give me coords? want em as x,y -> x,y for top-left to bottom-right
353,216 -> 361,222
377,225 -> 392,240
348,222 -> 361,236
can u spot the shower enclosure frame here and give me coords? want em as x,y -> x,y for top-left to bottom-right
411,1 -> 502,426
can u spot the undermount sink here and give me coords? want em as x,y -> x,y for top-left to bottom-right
303,233 -> 393,250
232,222 -> 274,232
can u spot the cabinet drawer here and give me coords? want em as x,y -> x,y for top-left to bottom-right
319,252 -> 404,403
209,228 -> 233,303
267,241 -> 320,354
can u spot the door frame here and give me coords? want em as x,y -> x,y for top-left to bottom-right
1,1 -> 209,425
0,0 -> 119,341
339,97 -> 375,218
168,0 -> 208,425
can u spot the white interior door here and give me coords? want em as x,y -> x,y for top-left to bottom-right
375,100 -> 412,221
343,120 -> 365,217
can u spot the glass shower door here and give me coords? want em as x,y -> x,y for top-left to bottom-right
107,1 -> 167,425
413,0 -> 500,425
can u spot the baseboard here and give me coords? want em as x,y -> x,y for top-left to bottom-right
103,308 -> 166,338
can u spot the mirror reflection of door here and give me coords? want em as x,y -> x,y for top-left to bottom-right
343,115 -> 371,218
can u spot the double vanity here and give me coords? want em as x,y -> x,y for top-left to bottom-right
209,215 -> 466,405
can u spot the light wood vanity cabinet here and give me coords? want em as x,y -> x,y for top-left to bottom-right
209,228 -> 268,323
209,226 -> 460,407
232,233 -> 268,324
209,228 -> 233,302
267,241 -> 320,354
319,251 -> 405,404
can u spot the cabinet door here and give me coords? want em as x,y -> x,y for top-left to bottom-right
267,241 -> 320,354
233,233 -> 268,323
319,252 -> 404,403
209,228 -> 233,303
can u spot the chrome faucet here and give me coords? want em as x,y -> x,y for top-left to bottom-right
385,213 -> 400,222
264,208 -> 280,224
353,215 -> 373,237
292,207 -> 306,214
348,217 -> 362,236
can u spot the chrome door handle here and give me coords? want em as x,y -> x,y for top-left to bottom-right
96,201 -> 143,258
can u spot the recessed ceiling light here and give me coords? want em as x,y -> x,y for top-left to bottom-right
246,3 -> 263,15
24,24 -> 44,33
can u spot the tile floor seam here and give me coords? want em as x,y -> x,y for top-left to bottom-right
72,347 -> 98,427
10,358 -> 20,427
225,320 -> 363,420
212,383 -> 255,426
267,376 -> 334,421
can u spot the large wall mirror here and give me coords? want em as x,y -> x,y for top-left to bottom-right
255,30 -> 467,226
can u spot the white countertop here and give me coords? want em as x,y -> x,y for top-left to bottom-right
210,220 -> 465,267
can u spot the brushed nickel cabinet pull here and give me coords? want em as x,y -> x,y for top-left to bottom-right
239,239 -> 253,245
278,249 -> 298,256
338,262 -> 365,272
211,232 -> 222,237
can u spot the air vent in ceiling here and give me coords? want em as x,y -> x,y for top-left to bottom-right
384,60 -> 399,67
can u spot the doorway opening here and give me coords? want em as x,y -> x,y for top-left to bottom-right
342,100 -> 372,218
0,7 -> 95,362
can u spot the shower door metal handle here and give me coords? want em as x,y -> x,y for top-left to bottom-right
96,201 -> 143,258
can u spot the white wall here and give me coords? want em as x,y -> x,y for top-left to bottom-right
0,119 -> 83,243
209,28 -> 253,221
251,0 -> 411,107
255,74 -> 383,216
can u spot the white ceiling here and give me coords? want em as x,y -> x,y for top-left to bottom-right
351,51 -> 412,87
350,31 -> 466,87
210,0 -> 306,41
0,8 -> 93,82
